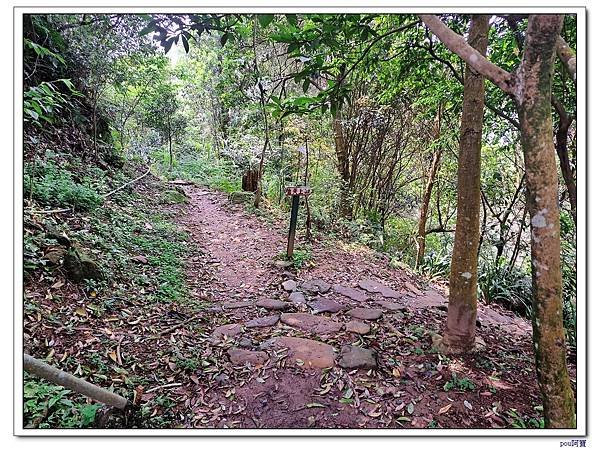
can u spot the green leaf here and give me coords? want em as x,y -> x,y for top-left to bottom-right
286,14 -> 298,26
258,14 -> 275,28
306,402 -> 325,408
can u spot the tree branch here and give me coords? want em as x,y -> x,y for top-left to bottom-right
555,35 -> 576,82
418,14 -> 514,96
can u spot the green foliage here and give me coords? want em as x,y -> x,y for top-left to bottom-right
24,378 -> 102,428
25,160 -> 103,211
443,373 -> 476,392
24,79 -> 82,127
478,258 -> 533,317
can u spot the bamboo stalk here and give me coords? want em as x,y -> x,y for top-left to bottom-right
23,354 -> 128,409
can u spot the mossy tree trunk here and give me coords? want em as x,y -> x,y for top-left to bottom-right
419,12 -> 576,428
442,15 -> 489,353
514,14 -> 575,428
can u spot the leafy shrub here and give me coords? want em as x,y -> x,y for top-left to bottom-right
24,160 -> 102,211
24,378 -> 102,428
478,258 -> 533,317
24,78 -> 82,127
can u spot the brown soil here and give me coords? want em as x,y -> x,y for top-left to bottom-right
23,180 -> 577,430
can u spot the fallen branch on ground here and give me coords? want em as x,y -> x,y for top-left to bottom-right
103,166 -> 152,198
145,313 -> 206,340
23,354 -> 129,409
168,180 -> 195,186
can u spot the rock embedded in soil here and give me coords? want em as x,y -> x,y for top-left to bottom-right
282,280 -> 297,292
300,279 -> 331,294
308,298 -> 346,314
63,247 -> 103,282
274,260 -> 294,269
244,315 -> 280,328
348,307 -> 383,321
358,279 -> 401,299
338,345 -> 377,369
263,336 -> 335,368
375,300 -> 407,311
280,313 -> 343,335
223,300 -> 254,309
131,255 -> 149,264
256,298 -> 290,311
345,320 -> 370,335
211,323 -> 242,340
332,284 -> 368,302
289,291 -> 306,305
405,282 -> 423,296
228,348 -> 269,366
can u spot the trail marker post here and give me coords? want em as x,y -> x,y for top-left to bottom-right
285,186 -> 311,258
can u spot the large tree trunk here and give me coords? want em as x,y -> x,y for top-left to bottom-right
514,14 -> 575,428
415,104 -> 444,267
419,11 -> 576,429
442,15 -> 489,353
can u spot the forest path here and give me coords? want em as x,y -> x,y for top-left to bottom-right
172,185 -> 535,429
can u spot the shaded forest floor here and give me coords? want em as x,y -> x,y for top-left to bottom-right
23,174 -> 576,429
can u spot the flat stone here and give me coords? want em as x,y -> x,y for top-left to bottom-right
211,323 -> 242,340
263,336 -> 335,368
257,298 -> 289,311
345,320 -> 370,335
131,255 -> 149,264
282,280 -> 297,292
358,279 -> 384,293
274,260 -> 294,269
358,279 -> 401,299
228,348 -> 269,366
333,284 -> 368,302
300,279 -> 331,294
407,290 -> 447,309
375,300 -> 407,311
223,300 -> 254,309
338,345 -> 377,369
308,298 -> 346,314
280,313 -> 343,335
289,291 -> 306,305
244,315 -> 280,328
405,282 -> 423,296
379,287 -> 402,299
348,307 -> 383,321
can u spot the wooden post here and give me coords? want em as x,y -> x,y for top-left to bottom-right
285,186 -> 311,259
287,194 -> 300,258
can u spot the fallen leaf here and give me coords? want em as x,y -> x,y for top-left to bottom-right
438,404 -> 452,414
464,400 -> 473,410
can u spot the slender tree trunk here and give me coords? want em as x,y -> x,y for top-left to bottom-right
442,15 -> 489,353
416,104 -> 444,267
553,99 -> 576,224
333,101 -> 352,220
514,14 -> 575,428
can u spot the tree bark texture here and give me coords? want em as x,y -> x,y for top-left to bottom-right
514,14 -> 575,428
443,15 -> 489,353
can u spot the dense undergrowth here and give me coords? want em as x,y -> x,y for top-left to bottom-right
23,153 -> 193,427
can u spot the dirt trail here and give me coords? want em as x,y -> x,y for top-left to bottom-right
173,185 -> 541,429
